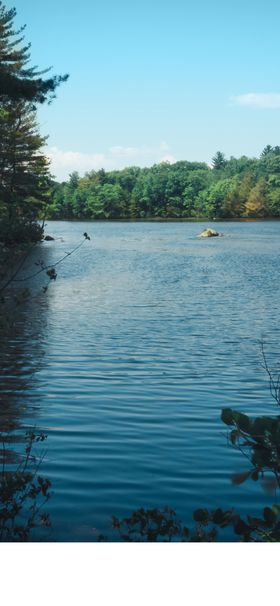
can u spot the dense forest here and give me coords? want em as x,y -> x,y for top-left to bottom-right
47,146 -> 280,220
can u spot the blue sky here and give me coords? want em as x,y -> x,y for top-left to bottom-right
8,0 -> 280,180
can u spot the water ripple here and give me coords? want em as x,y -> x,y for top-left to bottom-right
1,220 -> 280,540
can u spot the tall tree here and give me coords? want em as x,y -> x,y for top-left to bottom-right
0,2 -> 68,243
260,145 -> 273,157
212,151 -> 226,170
0,2 -> 68,103
0,100 -> 50,224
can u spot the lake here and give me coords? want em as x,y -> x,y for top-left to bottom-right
1,220 -> 280,541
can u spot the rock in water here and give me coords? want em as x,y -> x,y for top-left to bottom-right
44,235 -> 55,241
198,228 -> 222,237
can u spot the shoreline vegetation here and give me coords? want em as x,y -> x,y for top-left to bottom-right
46,147 -> 280,223
44,216 -> 280,222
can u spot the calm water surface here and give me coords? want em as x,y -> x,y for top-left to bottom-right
1,220 -> 280,540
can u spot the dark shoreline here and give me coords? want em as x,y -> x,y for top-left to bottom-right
44,216 -> 280,223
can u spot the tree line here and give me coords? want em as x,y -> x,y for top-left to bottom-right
47,146 -> 280,221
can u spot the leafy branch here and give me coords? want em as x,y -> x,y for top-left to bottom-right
0,430 -> 52,542
105,504 -> 280,542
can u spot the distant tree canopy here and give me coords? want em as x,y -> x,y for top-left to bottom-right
47,146 -> 280,221
212,150 -> 226,170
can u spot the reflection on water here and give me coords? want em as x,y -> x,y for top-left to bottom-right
0,246 -> 52,540
0,291 -> 46,431
1,220 -> 280,541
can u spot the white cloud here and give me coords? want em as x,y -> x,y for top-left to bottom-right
47,147 -> 107,176
46,142 -> 176,181
231,93 -> 280,109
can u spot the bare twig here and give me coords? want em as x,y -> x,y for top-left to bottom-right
260,340 -> 280,407
12,235 -> 89,283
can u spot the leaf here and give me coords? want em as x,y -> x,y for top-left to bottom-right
234,518 -> 250,536
247,515 -> 263,527
252,449 -> 265,468
221,408 -> 235,426
252,417 -> 274,440
251,470 -> 259,481
236,413 -> 250,433
193,508 -> 209,523
212,508 -> 226,525
263,507 -> 277,525
46,268 -> 57,280
231,470 -> 251,485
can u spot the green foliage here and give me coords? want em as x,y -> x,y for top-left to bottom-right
0,1 -> 67,248
194,177 -> 239,218
108,506 -> 222,542
0,216 -> 43,246
0,1 -> 68,104
212,151 -> 226,170
110,507 -> 190,542
221,406 -> 280,489
261,145 -> 273,157
108,503 -> 280,542
0,430 -> 52,541
47,146 -> 280,220
0,100 -> 51,227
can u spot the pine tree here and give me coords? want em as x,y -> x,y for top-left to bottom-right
0,2 -> 68,243
0,100 -> 50,228
211,151 -> 226,170
0,2 -> 68,103
260,145 -> 273,157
